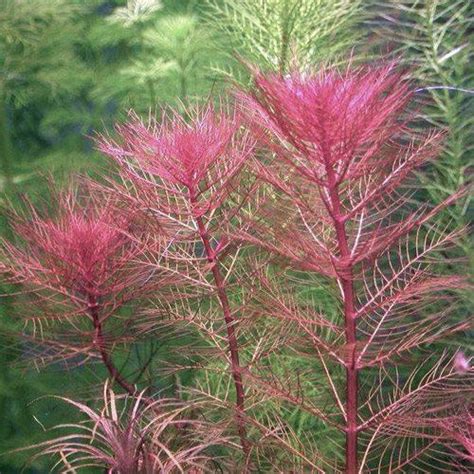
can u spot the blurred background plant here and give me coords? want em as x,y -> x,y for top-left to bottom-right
204,0 -> 365,79
95,0 -> 224,114
0,0 -> 91,191
370,0 -> 473,348
0,0 -> 471,471
372,0 -> 472,253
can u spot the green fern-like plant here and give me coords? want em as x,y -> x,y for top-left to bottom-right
0,0 -> 91,191
373,0 -> 473,247
372,1 -> 473,350
205,0 -> 364,75
142,14 -> 218,105
93,8 -> 222,114
109,0 -> 163,26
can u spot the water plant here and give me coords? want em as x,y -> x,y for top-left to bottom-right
1,61 -> 472,472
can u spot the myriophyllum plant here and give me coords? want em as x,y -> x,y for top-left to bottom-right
237,64 -> 473,471
25,381 -> 227,473
98,105 -> 256,458
2,63 -> 472,472
0,186 -> 172,395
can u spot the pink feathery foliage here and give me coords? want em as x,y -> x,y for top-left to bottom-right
4,190 -> 141,303
98,103 -> 258,458
3,62 -> 472,473
237,64 -> 457,267
0,183 -> 176,394
98,104 -> 256,218
21,382 -> 228,473
443,413 -> 474,466
236,63 -> 472,471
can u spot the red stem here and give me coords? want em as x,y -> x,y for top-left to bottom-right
88,297 -> 136,396
190,194 -> 250,458
326,168 -> 358,473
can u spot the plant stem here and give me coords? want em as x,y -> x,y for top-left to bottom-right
326,167 -> 358,473
146,78 -> 156,108
278,0 -> 292,75
88,297 -> 136,396
178,67 -> 188,108
190,194 -> 250,458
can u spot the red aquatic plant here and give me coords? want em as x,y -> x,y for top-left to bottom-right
98,104 -> 256,458
0,184 -> 175,395
2,62 -> 472,473
236,63 -> 472,471
22,382 -> 228,473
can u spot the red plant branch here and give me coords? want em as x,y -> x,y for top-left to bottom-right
237,62 -> 471,471
88,296 -> 136,396
98,104 -> 256,457
190,191 -> 250,456
0,186 -> 168,396
325,165 -> 359,472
